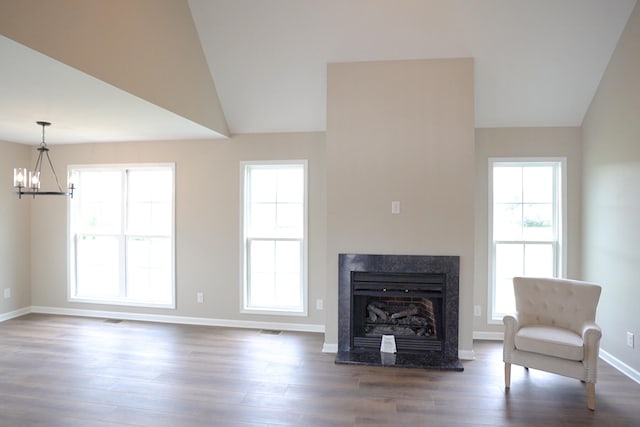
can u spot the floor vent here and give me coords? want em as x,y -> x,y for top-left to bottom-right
260,329 -> 282,335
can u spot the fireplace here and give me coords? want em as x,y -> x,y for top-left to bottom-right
336,254 -> 463,371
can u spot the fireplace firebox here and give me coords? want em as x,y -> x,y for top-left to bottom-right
352,271 -> 445,352
336,254 -> 463,371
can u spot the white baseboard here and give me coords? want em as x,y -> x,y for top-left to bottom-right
599,348 -> 640,385
29,306 -> 325,334
0,307 -> 31,322
322,343 -> 338,353
473,331 -> 504,341
458,349 -> 475,360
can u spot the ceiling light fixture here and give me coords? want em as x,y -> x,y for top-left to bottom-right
13,121 -> 75,199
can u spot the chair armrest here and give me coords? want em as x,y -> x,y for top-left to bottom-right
503,313 -> 519,335
503,313 -> 519,362
581,321 -> 602,343
581,321 -> 602,383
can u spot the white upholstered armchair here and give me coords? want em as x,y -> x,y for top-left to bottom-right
503,277 -> 602,410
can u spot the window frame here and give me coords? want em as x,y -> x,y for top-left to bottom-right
487,157 -> 567,323
240,160 -> 309,316
67,163 -> 176,309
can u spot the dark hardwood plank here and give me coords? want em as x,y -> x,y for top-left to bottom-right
0,314 -> 638,426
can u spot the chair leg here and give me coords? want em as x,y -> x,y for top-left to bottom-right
587,383 -> 596,411
505,362 -> 511,389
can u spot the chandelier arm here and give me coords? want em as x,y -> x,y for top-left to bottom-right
44,149 -> 65,192
33,149 -> 44,176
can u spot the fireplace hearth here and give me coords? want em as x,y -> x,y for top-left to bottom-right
335,254 -> 463,371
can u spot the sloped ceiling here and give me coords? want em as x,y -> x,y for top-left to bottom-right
191,0 -> 637,132
0,0 -> 637,144
0,0 -> 228,144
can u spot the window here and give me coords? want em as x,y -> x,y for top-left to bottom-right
489,159 -> 565,321
241,161 -> 307,315
68,164 -> 175,307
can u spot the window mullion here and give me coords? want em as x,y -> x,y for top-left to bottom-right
520,167 -> 525,242
73,233 -> 79,296
120,169 -> 128,298
553,164 -> 560,275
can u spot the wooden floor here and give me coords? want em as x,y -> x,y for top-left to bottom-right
1,314 -> 639,427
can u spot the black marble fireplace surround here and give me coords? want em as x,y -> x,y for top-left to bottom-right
335,254 -> 463,371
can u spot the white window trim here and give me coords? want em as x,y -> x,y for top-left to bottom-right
487,157 -> 567,324
239,160 -> 309,316
67,163 -> 176,309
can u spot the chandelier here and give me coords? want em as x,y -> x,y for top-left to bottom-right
13,121 -> 75,199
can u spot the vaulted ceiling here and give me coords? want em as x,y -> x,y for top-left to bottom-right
0,0 -> 637,144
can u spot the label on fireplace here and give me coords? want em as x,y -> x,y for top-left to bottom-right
380,334 -> 397,353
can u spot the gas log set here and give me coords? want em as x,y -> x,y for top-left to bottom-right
366,300 -> 436,337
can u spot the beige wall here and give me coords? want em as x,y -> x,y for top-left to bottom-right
26,133 -> 326,328
325,58 -> 476,354
473,127 -> 582,335
582,3 -> 640,371
0,141 -> 31,317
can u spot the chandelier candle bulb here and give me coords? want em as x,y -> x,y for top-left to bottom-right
67,171 -> 76,189
30,171 -> 40,189
13,168 -> 26,187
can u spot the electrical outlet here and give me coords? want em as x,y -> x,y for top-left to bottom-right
197,292 -> 204,304
316,299 -> 323,310
3,288 -> 10,299
627,332 -> 634,348
473,305 -> 481,317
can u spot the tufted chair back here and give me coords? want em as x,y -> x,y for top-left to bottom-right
514,276 -> 601,337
